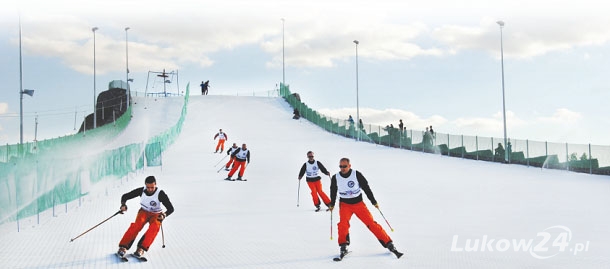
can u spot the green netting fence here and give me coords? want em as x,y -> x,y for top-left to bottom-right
280,83 -> 610,176
0,83 -> 190,227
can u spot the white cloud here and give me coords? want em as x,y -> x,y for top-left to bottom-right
537,108 -> 582,124
4,0 -> 610,73
432,17 -> 610,59
317,107 -> 447,130
0,103 -> 8,114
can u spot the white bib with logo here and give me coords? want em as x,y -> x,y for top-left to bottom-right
336,170 -> 361,199
305,161 -> 320,178
140,188 -> 162,213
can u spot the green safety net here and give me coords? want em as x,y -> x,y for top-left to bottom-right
0,83 -> 190,224
279,83 -> 610,176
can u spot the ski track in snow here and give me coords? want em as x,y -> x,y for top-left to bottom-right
2,94 -> 610,268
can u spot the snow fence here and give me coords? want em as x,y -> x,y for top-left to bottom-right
279,83 -> 610,176
0,84 -> 190,226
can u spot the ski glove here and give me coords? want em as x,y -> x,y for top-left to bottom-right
328,206 -> 334,212
374,203 -> 379,209
157,212 -> 166,222
120,204 -> 128,213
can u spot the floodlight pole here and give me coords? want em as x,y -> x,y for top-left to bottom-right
19,16 -> 24,146
497,20 -> 508,163
125,27 -> 130,108
353,40 -> 360,141
281,18 -> 285,88
92,27 -> 99,129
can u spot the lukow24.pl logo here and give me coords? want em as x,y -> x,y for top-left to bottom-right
451,226 -> 590,259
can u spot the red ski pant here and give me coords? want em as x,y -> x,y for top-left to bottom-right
119,209 -> 162,251
337,201 -> 391,246
307,180 -> 330,206
225,156 -> 236,168
228,160 -> 247,177
215,139 -> 226,152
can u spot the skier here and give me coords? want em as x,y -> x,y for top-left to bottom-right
225,143 -> 250,181
224,143 -> 240,171
328,158 -> 403,260
116,176 -> 174,260
214,129 -> 228,153
297,151 -> 331,211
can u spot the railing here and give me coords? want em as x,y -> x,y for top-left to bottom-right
280,83 -> 610,176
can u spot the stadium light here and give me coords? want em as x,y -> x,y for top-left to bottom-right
497,20 -> 508,162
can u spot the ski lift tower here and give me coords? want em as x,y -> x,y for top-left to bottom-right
145,69 -> 180,97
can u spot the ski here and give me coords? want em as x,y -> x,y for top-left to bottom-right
333,251 -> 350,261
130,253 -> 148,262
224,178 -> 235,181
116,252 -> 128,262
235,178 -> 247,181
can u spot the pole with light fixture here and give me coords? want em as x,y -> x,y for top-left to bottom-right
92,27 -> 99,129
353,40 -> 360,141
125,27 -> 130,109
497,20 -> 508,163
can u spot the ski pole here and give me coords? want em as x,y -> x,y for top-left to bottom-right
161,223 -> 166,248
330,209 -> 333,240
297,179 -> 301,207
70,210 -> 122,242
376,207 -> 395,232
214,154 -> 229,167
217,164 -> 227,173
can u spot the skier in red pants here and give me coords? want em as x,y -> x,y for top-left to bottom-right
329,158 -> 403,260
117,176 -> 174,259
225,143 -> 250,181
224,143 -> 240,171
297,151 -> 331,211
214,129 -> 228,153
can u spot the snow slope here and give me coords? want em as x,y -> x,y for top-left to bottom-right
1,94 -> 610,268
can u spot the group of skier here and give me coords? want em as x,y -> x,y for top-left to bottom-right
111,128 -> 402,262
212,129 -> 250,181
297,151 -> 403,260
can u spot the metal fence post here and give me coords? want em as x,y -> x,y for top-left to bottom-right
461,135 -> 464,158
526,139 -> 529,167
589,143 -> 592,174
566,142 -> 569,171
476,136 -> 479,160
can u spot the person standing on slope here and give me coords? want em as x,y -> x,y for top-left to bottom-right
214,129 -> 228,153
225,143 -> 250,181
224,143 -> 240,171
297,151 -> 331,211
328,158 -> 403,260
117,176 -> 174,259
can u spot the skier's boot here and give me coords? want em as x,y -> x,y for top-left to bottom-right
236,176 -> 243,181
387,241 -> 404,259
315,205 -> 321,212
117,247 -> 127,258
340,244 -> 349,258
134,247 -> 145,258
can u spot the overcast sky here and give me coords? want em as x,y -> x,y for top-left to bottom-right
1,0 -> 609,145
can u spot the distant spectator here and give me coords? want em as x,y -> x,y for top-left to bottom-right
423,127 -> 433,148
202,80 -> 210,95
399,120 -> 404,135
429,126 -> 434,137
358,119 -> 364,131
293,108 -> 301,120
347,115 -> 354,125
495,143 -> 505,161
